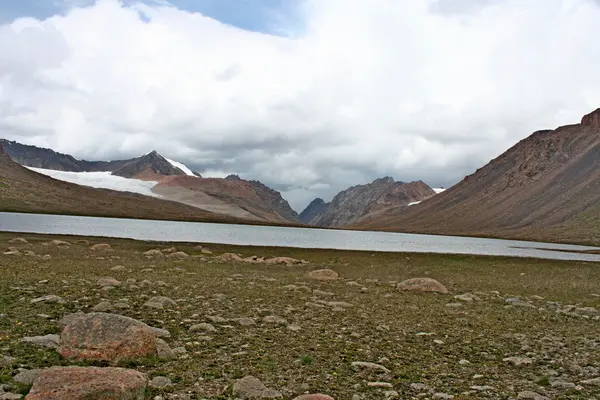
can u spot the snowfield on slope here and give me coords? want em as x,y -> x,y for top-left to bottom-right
166,158 -> 195,176
28,168 -> 160,197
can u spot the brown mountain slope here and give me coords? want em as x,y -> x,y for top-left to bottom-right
354,109 -> 600,244
0,146 -> 263,225
111,151 -> 186,180
152,176 -> 293,223
304,178 -> 436,227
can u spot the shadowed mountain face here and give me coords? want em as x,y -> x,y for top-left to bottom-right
111,151 -> 185,180
299,198 -> 328,224
300,178 -> 437,227
354,108 -> 600,244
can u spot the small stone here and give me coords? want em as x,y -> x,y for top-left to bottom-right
503,356 -> 533,366
144,296 -> 176,309
149,376 -> 173,389
156,339 -> 176,361
313,290 -> 334,296
238,318 -> 256,326
581,377 -> 600,386
262,315 -> 288,324
454,293 -> 480,302
367,382 -> 393,388
410,383 -> 430,392
90,243 -> 111,251
21,334 -> 60,349
97,277 -> 121,287
9,237 -> 29,244
470,385 -> 494,391
1,393 -> 23,400
232,375 -> 282,399
189,323 -> 216,332
383,391 -> 399,399
150,327 -> 171,338
110,265 -> 127,272
167,251 -> 189,260
292,395 -> 334,400
397,278 -> 448,294
433,339 -> 444,345
92,302 -> 114,312
207,316 -> 227,323
308,269 -> 339,281
351,361 -> 391,373
30,295 -> 65,304
458,359 -> 471,365
143,249 -> 164,257
517,391 -> 550,400
433,393 -> 454,399
49,240 -> 70,247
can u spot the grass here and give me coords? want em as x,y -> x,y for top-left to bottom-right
0,232 -> 599,399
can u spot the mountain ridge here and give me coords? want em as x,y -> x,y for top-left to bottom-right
353,108 -> 600,244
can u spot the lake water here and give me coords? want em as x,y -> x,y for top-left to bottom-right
1,212 -> 599,262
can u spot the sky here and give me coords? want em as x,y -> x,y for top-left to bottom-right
1,0 -> 599,212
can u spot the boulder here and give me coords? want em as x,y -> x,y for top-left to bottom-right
397,278 -> 448,294
232,376 -> 282,399
90,244 -> 111,251
293,396 -> 334,400
156,339 -> 176,361
25,366 -> 147,400
149,376 -> 173,389
58,312 -> 158,363
307,269 -> 339,281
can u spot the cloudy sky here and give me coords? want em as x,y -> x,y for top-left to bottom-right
1,0 -> 599,211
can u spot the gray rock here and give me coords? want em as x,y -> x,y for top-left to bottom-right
21,334 -> 60,349
433,394 -> 454,399
207,316 -> 227,323
0,392 -> 23,400
30,295 -> 65,304
97,277 -> 121,287
13,369 -> 41,385
580,377 -> 600,386
150,327 -> 171,338
92,302 -> 114,312
110,265 -> 127,272
238,318 -> 256,326
58,312 -> 85,328
232,376 -> 282,399
156,339 -> 176,361
189,323 -> 216,333
454,293 -> 481,302
410,383 -> 430,392
517,391 -> 550,400
503,356 -> 533,366
262,315 -> 288,324
144,296 -> 176,309
351,361 -> 391,373
149,376 -> 173,389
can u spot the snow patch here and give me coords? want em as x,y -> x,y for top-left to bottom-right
28,167 -> 160,197
433,188 -> 446,194
407,201 -> 422,206
165,158 -> 195,176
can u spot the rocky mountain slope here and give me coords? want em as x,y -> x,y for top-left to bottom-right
225,175 -> 300,222
0,144 -> 253,224
152,175 -> 299,223
354,108 -> 600,244
301,178 -> 437,227
299,198 -> 329,224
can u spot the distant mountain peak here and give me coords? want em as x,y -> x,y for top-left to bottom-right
581,108 -> 600,129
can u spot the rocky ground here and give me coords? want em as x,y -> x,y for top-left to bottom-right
1,232 -> 599,399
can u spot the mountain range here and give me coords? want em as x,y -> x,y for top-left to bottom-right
2,107 -> 599,244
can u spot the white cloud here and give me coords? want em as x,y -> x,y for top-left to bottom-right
1,0 -> 600,211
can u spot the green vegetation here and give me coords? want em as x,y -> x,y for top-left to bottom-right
0,232 -> 599,399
